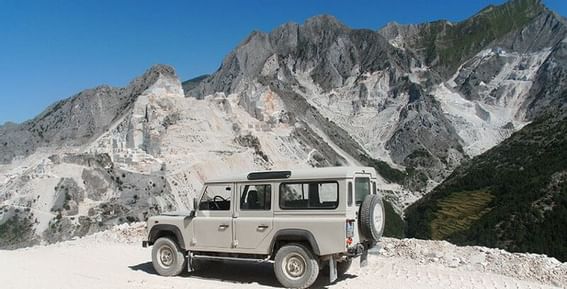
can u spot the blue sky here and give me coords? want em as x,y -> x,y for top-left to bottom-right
1,0 -> 566,124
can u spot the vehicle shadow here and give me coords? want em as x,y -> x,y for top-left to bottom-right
129,260 -> 357,288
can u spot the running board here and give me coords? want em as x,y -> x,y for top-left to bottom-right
191,254 -> 271,263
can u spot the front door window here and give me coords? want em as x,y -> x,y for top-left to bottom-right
198,184 -> 232,211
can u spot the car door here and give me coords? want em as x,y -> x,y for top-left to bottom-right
354,173 -> 372,207
191,183 -> 234,250
233,183 -> 274,250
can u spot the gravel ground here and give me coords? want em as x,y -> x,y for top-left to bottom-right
0,223 -> 564,289
378,238 -> 567,288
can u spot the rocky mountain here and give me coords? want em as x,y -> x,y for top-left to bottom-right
1,0 -> 566,250
186,0 -> 566,197
186,15 -> 465,194
0,64 -> 343,248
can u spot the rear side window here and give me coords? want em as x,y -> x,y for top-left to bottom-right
348,182 -> 353,206
355,178 -> 370,205
372,181 -> 377,195
279,182 -> 338,209
240,184 -> 271,210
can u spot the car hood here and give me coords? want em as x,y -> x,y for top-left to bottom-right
161,210 -> 195,217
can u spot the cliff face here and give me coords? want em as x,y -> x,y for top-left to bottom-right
0,64 -> 357,248
186,0 -> 567,192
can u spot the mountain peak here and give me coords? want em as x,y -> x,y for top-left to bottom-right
144,64 -> 177,78
478,0 -> 546,17
303,14 -> 348,31
126,64 -> 178,95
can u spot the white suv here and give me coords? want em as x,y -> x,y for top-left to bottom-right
143,166 -> 385,288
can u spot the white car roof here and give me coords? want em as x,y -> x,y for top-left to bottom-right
205,166 -> 378,184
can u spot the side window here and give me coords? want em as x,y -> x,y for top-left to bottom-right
240,184 -> 271,210
348,182 -> 353,206
279,182 -> 338,209
199,184 -> 232,211
355,178 -> 370,205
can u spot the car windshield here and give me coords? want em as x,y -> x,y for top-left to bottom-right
355,177 -> 370,205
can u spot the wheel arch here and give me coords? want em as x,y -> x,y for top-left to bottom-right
270,229 -> 321,256
148,224 -> 186,250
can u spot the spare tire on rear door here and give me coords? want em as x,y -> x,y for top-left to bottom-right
359,194 -> 385,242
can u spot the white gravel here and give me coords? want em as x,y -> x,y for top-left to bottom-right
378,238 -> 567,288
0,223 -> 564,289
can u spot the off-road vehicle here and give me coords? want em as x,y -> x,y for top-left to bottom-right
143,166 -> 385,288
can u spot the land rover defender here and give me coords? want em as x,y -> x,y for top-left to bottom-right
143,166 -> 385,288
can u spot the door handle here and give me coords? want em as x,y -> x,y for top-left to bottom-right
219,224 -> 229,229
257,225 -> 269,230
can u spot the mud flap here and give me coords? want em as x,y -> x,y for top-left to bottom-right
360,249 -> 368,268
329,257 -> 338,283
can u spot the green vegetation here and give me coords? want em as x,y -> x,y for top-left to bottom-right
430,190 -> 493,240
416,0 -> 544,76
359,154 -> 407,184
383,200 -> 405,238
406,112 -> 567,261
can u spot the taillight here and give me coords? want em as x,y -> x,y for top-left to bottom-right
346,219 -> 355,238
346,219 -> 355,247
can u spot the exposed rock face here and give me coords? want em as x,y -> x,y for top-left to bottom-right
185,15 -> 467,194
0,65 -> 341,248
185,0 -> 567,195
0,65 -> 175,164
378,0 -> 553,78
385,82 -> 465,187
2,0 -> 567,249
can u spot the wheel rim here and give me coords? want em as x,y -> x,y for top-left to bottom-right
373,203 -> 384,233
158,245 -> 174,267
282,253 -> 307,280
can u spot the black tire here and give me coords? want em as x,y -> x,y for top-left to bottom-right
337,258 -> 352,276
359,194 -> 385,242
151,237 -> 187,276
274,243 -> 320,289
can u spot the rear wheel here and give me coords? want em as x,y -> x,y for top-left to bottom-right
151,237 -> 186,276
274,244 -> 320,289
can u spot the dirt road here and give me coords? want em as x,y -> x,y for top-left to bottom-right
0,241 -> 562,289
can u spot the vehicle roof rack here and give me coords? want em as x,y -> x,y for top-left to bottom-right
247,170 -> 292,180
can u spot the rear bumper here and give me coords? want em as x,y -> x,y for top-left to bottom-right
347,243 -> 366,257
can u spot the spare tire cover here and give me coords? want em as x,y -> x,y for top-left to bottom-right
359,194 -> 385,242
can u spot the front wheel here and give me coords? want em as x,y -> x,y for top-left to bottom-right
151,237 -> 187,276
274,244 -> 320,289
